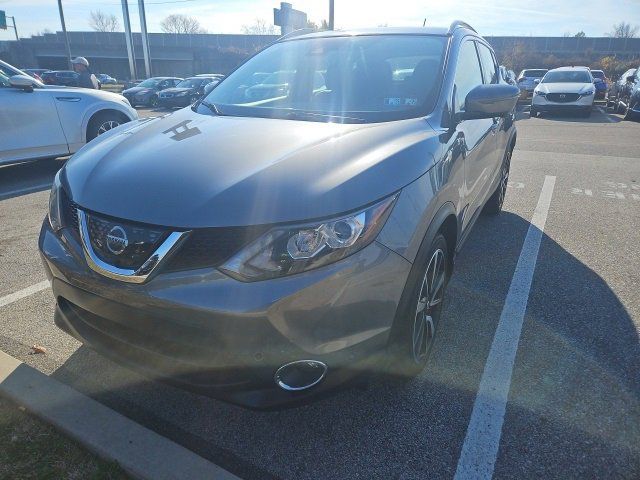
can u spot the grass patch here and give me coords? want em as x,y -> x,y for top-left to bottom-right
0,396 -> 130,480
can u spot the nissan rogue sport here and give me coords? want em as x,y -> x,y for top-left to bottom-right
40,22 -> 519,408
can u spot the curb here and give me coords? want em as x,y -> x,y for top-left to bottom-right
0,349 -> 240,480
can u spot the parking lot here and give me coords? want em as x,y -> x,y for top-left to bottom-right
1,103 -> 639,479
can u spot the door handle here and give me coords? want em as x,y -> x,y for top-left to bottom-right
56,96 -> 81,102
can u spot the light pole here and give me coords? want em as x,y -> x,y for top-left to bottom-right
57,0 -> 72,69
121,0 -> 137,81
328,0 -> 334,30
138,0 -> 152,78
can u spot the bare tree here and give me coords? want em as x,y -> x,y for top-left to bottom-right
606,22 -> 638,38
241,18 -> 277,35
89,10 -> 120,32
160,14 -> 206,34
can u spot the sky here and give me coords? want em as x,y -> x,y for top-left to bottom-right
0,0 -> 639,41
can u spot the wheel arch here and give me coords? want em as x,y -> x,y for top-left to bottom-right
82,105 -> 136,143
84,109 -> 132,143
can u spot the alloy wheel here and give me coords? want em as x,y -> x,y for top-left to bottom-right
412,248 -> 446,364
97,120 -> 120,136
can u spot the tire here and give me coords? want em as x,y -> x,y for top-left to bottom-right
623,102 -> 637,121
86,111 -> 127,142
484,145 -> 512,215
387,233 -> 450,377
529,106 -> 537,117
149,95 -> 159,108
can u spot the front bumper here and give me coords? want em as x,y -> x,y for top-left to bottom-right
39,219 -> 411,408
532,94 -> 594,113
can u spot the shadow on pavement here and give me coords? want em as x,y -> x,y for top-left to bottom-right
0,159 -> 65,201
49,211 -> 639,480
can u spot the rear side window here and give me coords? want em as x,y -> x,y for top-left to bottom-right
476,43 -> 498,84
453,40 -> 484,112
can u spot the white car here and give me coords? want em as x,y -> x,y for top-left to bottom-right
531,66 -> 595,118
0,60 -> 138,166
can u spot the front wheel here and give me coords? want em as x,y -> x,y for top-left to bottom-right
484,146 -> 512,215
149,95 -> 159,108
86,111 -> 126,141
387,234 -> 449,377
530,106 -> 538,117
623,101 -> 637,121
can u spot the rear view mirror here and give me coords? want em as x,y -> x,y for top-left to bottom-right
10,74 -> 38,92
462,84 -> 520,120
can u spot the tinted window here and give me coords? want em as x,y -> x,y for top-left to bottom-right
177,78 -> 204,88
137,79 -> 161,88
521,69 -> 547,78
201,35 -> 448,123
542,71 -> 592,83
477,43 -> 498,84
453,41 -> 484,112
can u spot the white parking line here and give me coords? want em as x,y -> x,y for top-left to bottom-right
0,183 -> 52,201
454,175 -> 556,480
0,281 -> 50,309
597,107 -> 615,123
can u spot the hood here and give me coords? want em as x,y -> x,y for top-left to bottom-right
537,82 -> 594,94
63,108 -> 438,228
42,84 -> 127,102
160,87 -> 194,95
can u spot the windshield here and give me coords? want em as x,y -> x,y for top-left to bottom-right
137,79 -> 161,87
543,70 -> 592,83
199,35 -> 448,123
177,78 -> 203,88
522,69 -> 547,78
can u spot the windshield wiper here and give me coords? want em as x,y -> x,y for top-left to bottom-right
196,100 -> 223,116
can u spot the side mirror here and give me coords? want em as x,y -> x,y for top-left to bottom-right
10,74 -> 38,92
534,79 -> 541,84
461,84 -> 520,120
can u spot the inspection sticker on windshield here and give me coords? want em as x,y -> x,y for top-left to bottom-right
384,97 -> 418,106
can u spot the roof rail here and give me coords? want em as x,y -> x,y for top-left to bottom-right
448,20 -> 477,34
278,28 -> 317,41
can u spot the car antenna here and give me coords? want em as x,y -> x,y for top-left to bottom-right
423,18 -> 427,27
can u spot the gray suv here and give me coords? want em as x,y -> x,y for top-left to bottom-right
40,22 -> 519,408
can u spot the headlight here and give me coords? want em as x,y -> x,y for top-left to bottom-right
220,195 -> 398,282
534,90 -> 546,96
136,89 -> 150,95
48,171 -> 63,232
581,90 -> 595,96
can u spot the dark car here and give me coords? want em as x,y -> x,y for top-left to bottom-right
123,79 -> 145,89
613,66 -> 640,120
122,77 -> 182,107
606,68 -> 635,111
41,70 -> 79,87
157,76 -> 219,108
40,22 -> 519,408
590,69 -> 608,100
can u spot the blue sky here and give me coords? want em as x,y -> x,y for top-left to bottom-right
0,0 -> 638,40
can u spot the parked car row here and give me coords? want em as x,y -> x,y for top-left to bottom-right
21,68 -> 119,89
122,74 -> 224,108
515,64 -> 640,120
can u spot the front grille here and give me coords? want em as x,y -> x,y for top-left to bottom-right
546,93 -> 580,103
85,212 -> 169,270
61,187 -> 267,274
164,225 -> 268,272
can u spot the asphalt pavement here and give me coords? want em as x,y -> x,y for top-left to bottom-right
0,104 -> 638,479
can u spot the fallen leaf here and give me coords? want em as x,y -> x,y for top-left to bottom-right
30,344 -> 46,355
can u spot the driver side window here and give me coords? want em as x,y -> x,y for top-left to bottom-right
453,40 -> 484,112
